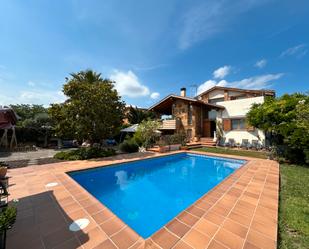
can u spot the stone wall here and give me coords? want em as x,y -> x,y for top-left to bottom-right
172,99 -> 202,141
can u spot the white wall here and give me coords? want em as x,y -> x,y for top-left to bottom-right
216,96 -> 265,145
208,89 -> 224,99
223,129 -> 265,145
217,96 -> 264,118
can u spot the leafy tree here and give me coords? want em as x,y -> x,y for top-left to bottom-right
49,69 -> 125,143
8,104 -> 52,146
294,98 -> 309,163
296,99 -> 309,131
247,93 -> 309,164
126,105 -> 156,124
9,104 -> 50,128
133,119 -> 161,148
48,103 -> 74,139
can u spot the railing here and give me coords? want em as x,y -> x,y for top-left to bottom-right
159,119 -> 176,130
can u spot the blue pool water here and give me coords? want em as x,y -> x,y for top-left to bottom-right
69,153 -> 244,238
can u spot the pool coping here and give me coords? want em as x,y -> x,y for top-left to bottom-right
7,150 -> 279,249
66,152 -> 247,239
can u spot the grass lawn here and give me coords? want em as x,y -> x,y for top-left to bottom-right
192,146 -> 268,159
278,164 -> 309,249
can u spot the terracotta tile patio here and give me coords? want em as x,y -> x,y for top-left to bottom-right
6,151 -> 279,249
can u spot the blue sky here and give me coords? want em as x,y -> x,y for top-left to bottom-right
0,0 -> 308,107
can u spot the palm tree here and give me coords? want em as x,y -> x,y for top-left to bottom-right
127,106 -> 156,124
66,69 -> 103,84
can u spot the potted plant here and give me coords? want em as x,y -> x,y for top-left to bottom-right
215,120 -> 224,146
0,163 -> 8,179
0,206 -> 17,249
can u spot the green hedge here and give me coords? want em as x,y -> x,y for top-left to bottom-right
54,147 -> 116,160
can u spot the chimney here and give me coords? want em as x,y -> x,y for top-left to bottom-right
180,87 -> 186,97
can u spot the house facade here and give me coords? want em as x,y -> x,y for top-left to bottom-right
148,86 -> 275,146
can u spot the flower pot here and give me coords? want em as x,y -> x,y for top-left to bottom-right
0,168 -> 7,179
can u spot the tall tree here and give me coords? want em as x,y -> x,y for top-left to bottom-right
126,106 -> 156,124
247,93 -> 309,164
49,69 -> 125,143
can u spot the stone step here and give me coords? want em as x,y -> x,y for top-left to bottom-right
200,137 -> 215,142
201,143 -> 216,147
187,144 -> 202,149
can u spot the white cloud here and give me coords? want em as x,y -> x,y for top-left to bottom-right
197,79 -> 227,94
0,90 -> 66,107
0,66 -> 65,106
179,0 -> 270,49
27,81 -> 36,87
255,59 -> 267,68
132,64 -> 169,71
280,44 -> 307,58
110,70 -> 150,98
229,73 -> 283,89
150,92 -> 160,99
19,90 -> 66,105
213,66 -> 231,79
197,73 -> 283,95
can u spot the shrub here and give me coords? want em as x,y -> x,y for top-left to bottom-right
134,120 -> 161,148
54,147 -> 116,160
119,138 -> 139,153
0,206 -> 17,231
0,162 -> 8,167
247,93 -> 309,165
159,133 -> 186,146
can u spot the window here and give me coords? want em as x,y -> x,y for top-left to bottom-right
188,104 -> 193,125
209,97 -> 224,104
230,95 -> 247,100
231,119 -> 246,130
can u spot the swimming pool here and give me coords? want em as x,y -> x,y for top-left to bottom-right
68,153 -> 245,238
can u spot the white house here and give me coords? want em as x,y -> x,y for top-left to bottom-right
149,86 -> 275,147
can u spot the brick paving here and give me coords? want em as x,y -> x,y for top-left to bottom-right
6,151 -> 279,249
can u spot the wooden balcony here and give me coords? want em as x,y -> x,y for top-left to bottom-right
159,119 -> 177,130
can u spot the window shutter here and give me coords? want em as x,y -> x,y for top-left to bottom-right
223,119 -> 231,131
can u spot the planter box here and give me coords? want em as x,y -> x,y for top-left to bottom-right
158,144 -> 181,153
180,146 -> 188,150
158,146 -> 170,153
169,144 -> 181,151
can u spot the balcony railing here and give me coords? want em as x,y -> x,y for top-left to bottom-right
159,119 -> 176,130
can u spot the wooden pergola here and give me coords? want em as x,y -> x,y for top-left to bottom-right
0,107 -> 18,149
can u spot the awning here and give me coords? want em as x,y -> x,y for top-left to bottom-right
120,124 -> 139,133
120,123 -> 162,134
